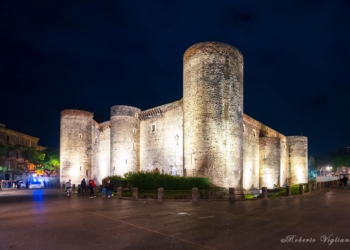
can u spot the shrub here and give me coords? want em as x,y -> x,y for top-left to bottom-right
123,171 -> 210,190
105,175 -> 128,189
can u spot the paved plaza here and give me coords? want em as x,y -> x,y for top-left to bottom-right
1,187 -> 350,250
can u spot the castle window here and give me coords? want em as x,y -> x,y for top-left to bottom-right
135,113 -> 138,119
5,161 -> 10,170
79,134 -> 83,139
253,130 -> 256,138
151,124 -> 156,132
132,143 -> 135,150
243,125 -> 246,133
95,137 -> 98,144
263,155 -> 267,159
133,128 -> 137,134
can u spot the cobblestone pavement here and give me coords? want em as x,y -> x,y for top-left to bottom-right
0,187 -> 349,250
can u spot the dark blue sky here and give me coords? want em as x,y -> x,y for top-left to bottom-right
1,1 -> 350,156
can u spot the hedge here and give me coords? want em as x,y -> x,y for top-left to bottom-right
107,172 -> 210,190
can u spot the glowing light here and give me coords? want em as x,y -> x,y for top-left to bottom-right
70,167 -> 79,178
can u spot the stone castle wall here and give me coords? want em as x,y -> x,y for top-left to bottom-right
139,101 -> 184,175
183,42 -> 244,188
259,137 -> 281,188
242,116 -> 260,192
92,121 -> 110,185
60,110 -> 93,185
287,136 -> 308,184
59,41 -> 308,190
110,106 -> 140,177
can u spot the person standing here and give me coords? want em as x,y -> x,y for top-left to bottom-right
89,179 -> 96,198
81,178 -> 87,195
101,179 -> 107,198
342,175 -> 348,189
107,180 -> 114,198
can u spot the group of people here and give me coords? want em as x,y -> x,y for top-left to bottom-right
77,178 -> 114,198
338,175 -> 349,189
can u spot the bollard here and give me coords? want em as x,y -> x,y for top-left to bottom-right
117,187 -> 122,199
229,188 -> 235,201
132,187 -> 138,199
77,184 -> 81,195
192,187 -> 198,202
299,184 -> 304,195
308,183 -> 312,193
158,187 -> 164,202
286,185 -> 291,196
262,187 -> 267,199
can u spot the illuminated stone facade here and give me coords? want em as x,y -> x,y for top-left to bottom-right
60,42 -> 308,190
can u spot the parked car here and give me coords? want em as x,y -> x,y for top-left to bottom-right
18,181 -> 26,188
29,182 -> 44,189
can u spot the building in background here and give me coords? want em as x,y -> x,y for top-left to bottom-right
0,123 -> 45,181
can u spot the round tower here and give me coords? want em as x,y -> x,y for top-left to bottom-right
60,110 -> 93,185
183,41 -> 244,188
287,136 -> 308,184
110,105 -> 140,176
259,137 -> 281,188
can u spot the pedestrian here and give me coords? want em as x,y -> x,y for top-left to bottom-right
81,178 -> 87,195
43,180 -> 46,188
101,179 -> 107,198
89,179 -> 96,198
342,175 -> 348,189
338,176 -> 343,187
107,179 -> 114,198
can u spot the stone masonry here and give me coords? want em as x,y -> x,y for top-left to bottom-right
60,41 -> 308,191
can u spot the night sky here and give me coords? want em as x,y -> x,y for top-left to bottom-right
1,1 -> 350,157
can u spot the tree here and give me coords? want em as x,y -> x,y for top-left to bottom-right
12,144 -> 45,174
333,155 -> 350,168
38,148 -> 60,177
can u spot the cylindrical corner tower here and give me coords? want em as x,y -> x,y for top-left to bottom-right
287,136 -> 308,184
110,105 -> 140,177
259,137 -> 281,188
183,41 -> 244,188
60,110 -> 93,185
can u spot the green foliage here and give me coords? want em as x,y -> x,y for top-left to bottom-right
37,148 -> 60,176
121,171 -> 210,190
12,144 -> 45,173
332,155 -> 350,168
105,175 -> 128,189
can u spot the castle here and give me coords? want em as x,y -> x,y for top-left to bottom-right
60,42 -> 308,192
